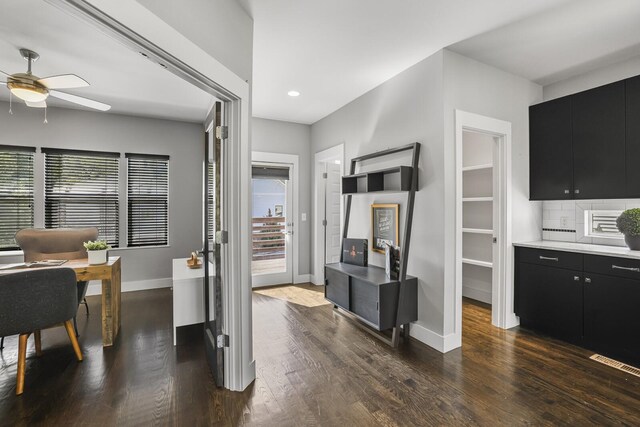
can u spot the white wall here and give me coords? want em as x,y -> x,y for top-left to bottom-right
252,117 -> 312,276
443,49 -> 543,339
137,0 -> 253,82
311,51 -> 446,340
0,102 -> 204,287
544,54 -> 640,101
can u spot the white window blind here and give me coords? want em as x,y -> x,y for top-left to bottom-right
586,210 -> 623,239
127,153 -> 169,247
44,148 -> 120,246
0,145 -> 35,250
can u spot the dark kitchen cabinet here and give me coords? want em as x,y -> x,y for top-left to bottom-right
516,260 -> 583,344
583,273 -> 640,365
626,76 -> 640,197
572,81 -> 626,199
529,96 -> 573,200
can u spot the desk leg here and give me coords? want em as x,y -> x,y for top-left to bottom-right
101,260 -> 121,346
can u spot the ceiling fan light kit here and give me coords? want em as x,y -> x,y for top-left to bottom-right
1,48 -> 111,121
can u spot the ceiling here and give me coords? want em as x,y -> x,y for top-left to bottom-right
448,0 -> 640,86
241,0 -> 640,125
0,0 -> 212,123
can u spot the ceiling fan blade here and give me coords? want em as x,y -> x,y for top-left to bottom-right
37,74 -> 89,89
50,90 -> 111,111
25,100 -> 47,108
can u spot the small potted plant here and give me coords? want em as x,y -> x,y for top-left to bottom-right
616,208 -> 640,250
83,240 -> 111,265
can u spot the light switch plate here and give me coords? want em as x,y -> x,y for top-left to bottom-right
301,213 -> 307,221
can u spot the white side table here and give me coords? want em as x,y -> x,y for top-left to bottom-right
172,257 -> 214,346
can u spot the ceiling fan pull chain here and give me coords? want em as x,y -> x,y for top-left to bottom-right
44,106 -> 48,124
9,91 -> 12,115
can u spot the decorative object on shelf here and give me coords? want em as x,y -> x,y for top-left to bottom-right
385,243 -> 400,279
342,238 -> 368,266
83,240 -> 110,265
275,205 -> 283,216
371,203 -> 399,253
186,251 -> 203,269
616,208 -> 640,250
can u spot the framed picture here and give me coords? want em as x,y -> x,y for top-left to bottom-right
371,203 -> 399,253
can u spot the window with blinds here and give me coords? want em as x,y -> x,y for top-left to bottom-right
0,146 -> 35,250
586,210 -> 623,239
44,148 -> 120,246
127,154 -> 169,247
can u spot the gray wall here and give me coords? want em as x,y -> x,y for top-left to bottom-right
543,54 -> 640,101
0,102 -> 204,284
311,51 -> 446,334
252,117 -> 312,275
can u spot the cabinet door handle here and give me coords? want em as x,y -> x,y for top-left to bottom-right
539,256 -> 559,262
612,265 -> 640,272
585,277 -> 591,284
573,276 -> 580,282
574,189 -> 580,194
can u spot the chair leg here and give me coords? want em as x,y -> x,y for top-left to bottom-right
74,317 -> 79,337
63,320 -> 83,362
34,330 -> 42,357
83,298 -> 89,316
0,336 -> 4,351
16,333 -> 29,396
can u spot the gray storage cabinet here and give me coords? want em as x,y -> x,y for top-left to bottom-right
325,263 -> 417,331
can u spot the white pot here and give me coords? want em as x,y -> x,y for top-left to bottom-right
88,249 -> 108,265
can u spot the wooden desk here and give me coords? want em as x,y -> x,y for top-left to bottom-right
1,257 -> 122,347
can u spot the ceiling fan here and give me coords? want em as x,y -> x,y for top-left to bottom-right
0,48 -> 111,112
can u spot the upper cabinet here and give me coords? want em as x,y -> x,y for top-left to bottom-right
530,96 -> 573,200
530,77 -> 635,200
572,81 -> 626,199
626,76 -> 640,197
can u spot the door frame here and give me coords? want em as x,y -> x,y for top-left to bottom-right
54,0 -> 255,391
251,151 -> 300,287
454,110 -> 516,347
314,144 -> 344,285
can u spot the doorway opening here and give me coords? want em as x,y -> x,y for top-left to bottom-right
455,110 -> 516,349
314,144 -> 344,285
251,152 -> 299,287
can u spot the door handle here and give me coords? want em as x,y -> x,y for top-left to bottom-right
284,231 -> 294,235
612,265 -> 640,272
585,277 -> 591,284
539,256 -> 559,262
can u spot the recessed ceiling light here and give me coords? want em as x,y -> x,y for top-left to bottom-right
288,90 -> 300,97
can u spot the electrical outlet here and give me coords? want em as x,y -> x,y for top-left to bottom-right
560,216 -> 569,228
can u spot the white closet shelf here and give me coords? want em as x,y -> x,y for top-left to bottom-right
462,197 -> 493,202
462,163 -> 493,172
462,228 -> 493,235
462,258 -> 493,268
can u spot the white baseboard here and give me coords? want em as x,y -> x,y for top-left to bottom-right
86,277 -> 172,296
410,321 -> 461,353
462,285 -> 492,305
294,274 -> 312,284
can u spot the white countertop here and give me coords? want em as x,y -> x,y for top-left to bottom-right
514,240 -> 640,260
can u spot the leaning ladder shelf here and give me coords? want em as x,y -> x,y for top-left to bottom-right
329,142 -> 421,348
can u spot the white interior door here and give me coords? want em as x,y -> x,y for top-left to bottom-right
324,162 -> 342,264
251,162 -> 294,287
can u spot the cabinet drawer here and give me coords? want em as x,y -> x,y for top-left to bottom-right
517,247 -> 583,271
350,278 -> 379,327
325,268 -> 349,309
584,254 -> 640,280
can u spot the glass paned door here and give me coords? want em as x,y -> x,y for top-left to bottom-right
251,162 -> 293,286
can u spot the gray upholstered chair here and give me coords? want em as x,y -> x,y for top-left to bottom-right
0,268 -> 83,395
15,227 -> 99,334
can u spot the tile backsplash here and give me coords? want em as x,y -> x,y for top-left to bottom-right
542,199 -> 640,247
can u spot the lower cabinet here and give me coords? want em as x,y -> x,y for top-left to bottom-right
324,262 -> 417,331
515,247 -> 640,366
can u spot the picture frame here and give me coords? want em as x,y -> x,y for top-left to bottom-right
371,203 -> 399,253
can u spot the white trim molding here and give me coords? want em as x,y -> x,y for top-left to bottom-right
410,321 -> 460,353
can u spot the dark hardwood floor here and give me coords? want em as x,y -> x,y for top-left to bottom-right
1,285 -> 639,426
